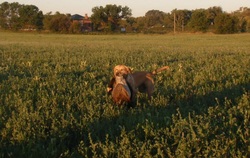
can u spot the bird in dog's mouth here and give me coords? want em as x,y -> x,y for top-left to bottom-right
114,75 -> 131,98
109,75 -> 132,105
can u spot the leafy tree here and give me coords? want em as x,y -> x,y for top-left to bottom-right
133,16 -> 146,32
69,21 -> 82,33
91,4 -> 132,31
43,12 -> 53,31
18,4 -> 43,30
35,10 -> 44,30
43,12 -> 71,33
233,7 -> 250,32
143,10 -> 167,33
171,9 -> 192,32
91,6 -> 106,31
0,2 -> 43,30
118,17 -> 136,32
188,9 -> 209,32
239,19 -> 247,32
145,10 -> 165,27
0,2 -> 10,29
240,8 -> 250,32
0,2 -> 21,30
206,6 -> 223,25
214,13 -> 239,34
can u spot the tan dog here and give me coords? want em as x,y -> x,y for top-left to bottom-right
110,75 -> 132,105
108,65 -> 169,104
107,65 -> 136,104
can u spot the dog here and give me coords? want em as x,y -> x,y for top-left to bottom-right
107,65 -> 137,105
108,65 -> 169,103
131,66 -> 169,100
110,75 -> 132,105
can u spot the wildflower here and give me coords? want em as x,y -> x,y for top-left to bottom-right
33,76 -> 40,81
27,61 -> 32,67
178,63 -> 183,71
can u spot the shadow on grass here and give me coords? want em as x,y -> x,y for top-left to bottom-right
81,81 -> 249,146
1,76 -> 249,157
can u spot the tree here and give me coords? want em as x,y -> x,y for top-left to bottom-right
171,9 -> 192,32
43,12 -> 52,31
0,2 -> 11,29
0,2 -> 21,30
188,9 -> 209,32
35,11 -> 44,30
145,10 -> 165,27
0,2 -> 43,30
91,4 -> 132,31
91,6 -> 106,31
118,17 -> 136,32
69,21 -> 82,33
143,10 -> 169,33
18,5 -> 43,30
233,7 -> 250,32
133,16 -> 146,32
43,12 -> 71,33
45,12 -> 71,33
206,6 -> 223,25
214,13 -> 239,34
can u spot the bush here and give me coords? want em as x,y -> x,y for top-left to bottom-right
214,13 -> 239,34
187,10 -> 209,32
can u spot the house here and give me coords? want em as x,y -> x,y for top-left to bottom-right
71,14 -> 93,32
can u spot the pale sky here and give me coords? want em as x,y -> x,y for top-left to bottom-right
3,0 -> 250,17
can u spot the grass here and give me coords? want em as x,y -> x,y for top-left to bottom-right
0,32 -> 249,157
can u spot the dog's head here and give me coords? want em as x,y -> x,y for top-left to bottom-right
113,65 -> 132,78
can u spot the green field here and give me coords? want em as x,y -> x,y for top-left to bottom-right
0,32 -> 249,157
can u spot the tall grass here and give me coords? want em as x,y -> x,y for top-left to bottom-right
0,32 -> 249,157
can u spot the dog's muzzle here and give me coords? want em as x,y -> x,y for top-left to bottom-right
115,72 -> 122,76
115,72 -> 127,78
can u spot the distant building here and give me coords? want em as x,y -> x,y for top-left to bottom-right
71,14 -> 93,32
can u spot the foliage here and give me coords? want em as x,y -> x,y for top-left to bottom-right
188,9 -> 209,32
214,13 -> 239,34
91,4 -> 132,32
145,10 -> 166,27
232,8 -> 250,32
1,1 -> 249,34
172,9 -> 192,32
0,32 -> 249,157
0,2 -> 43,30
43,12 -> 71,33
18,5 -> 43,30
206,6 -> 223,26
69,21 -> 82,34
0,2 -> 21,30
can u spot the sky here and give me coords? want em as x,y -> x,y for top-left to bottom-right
4,0 -> 250,17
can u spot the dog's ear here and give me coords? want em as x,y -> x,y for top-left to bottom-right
128,67 -> 132,73
126,66 -> 132,73
113,67 -> 117,76
107,87 -> 112,94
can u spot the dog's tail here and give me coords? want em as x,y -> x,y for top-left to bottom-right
152,66 -> 169,75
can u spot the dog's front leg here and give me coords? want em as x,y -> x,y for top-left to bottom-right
107,77 -> 116,94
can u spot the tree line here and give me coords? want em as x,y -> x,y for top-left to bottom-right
1,1 -> 250,34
